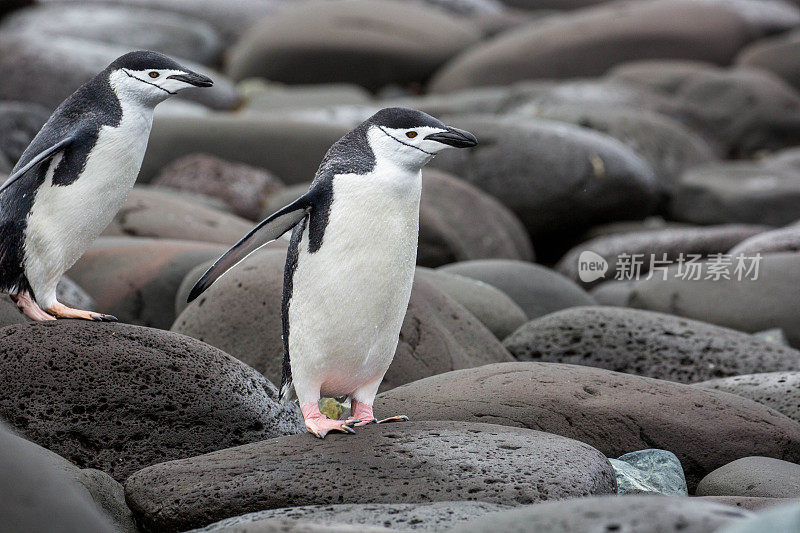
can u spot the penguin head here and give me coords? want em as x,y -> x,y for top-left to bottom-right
105,50 -> 213,106
364,107 -> 477,169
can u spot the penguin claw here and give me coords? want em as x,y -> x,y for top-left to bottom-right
377,415 -> 409,424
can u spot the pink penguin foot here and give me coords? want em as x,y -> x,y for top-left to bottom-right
349,400 -> 409,427
10,293 -> 56,321
302,403 -> 358,439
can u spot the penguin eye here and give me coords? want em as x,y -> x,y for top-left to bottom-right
149,71 -> 160,79
406,131 -> 417,138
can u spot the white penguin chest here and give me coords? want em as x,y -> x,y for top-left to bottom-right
288,166 -> 421,395
24,102 -> 153,287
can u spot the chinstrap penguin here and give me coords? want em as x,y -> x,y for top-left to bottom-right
0,50 -> 213,321
189,107 -> 477,438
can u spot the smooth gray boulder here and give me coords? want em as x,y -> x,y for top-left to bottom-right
696,457 -> 800,498
139,114 -> 349,184
0,422 -> 118,533
516,103 -> 718,191
0,101 -> 50,168
696,372 -> 800,423
439,260 -> 596,319
671,163 -> 800,226
503,307 -> 800,383
1,4 -> 222,65
448,495 -> 751,533
415,267 -> 527,339
226,0 -> 481,90
729,225 -> 800,255
124,421 -> 617,531
429,0 -> 754,92
430,116 -> 659,255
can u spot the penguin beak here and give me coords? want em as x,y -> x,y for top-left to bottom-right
167,71 -> 214,87
424,126 -> 477,148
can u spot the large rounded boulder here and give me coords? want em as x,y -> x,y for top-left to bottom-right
430,116 -> 659,256
226,0 -> 481,90
0,321 -> 303,481
429,0 -> 754,92
124,421 -> 617,531
503,307 -> 800,383
375,362 -> 800,490
67,237 -> 229,329
439,259 -> 595,319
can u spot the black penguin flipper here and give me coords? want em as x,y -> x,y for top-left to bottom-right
187,195 -> 312,302
0,135 -> 76,194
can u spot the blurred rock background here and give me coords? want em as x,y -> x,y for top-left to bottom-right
0,0 -> 799,531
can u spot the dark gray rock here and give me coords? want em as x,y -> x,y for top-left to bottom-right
716,502 -> 800,533
172,250 -> 513,391
0,422 -> 118,533
625,252 -> 800,347
192,518 -> 391,533
696,372 -> 800,423
374,362 -> 800,490
516,103 -> 718,191
226,0 -> 481,90
556,224 -> 766,289
439,260 -> 595,319
590,280 -> 636,307
429,0 -> 754,92
605,60 -> 723,94
0,101 -> 50,168
1,4 -> 222,65
190,501 -> 510,532
504,307 -> 800,383
0,32 -> 236,110
241,81 -> 372,112
6,431 -> 138,533
55,277 -> 95,311
737,30 -> 800,92
152,154 -> 285,221
140,114 -> 349,184
670,163 -> 800,227
415,268 -> 527,339
124,421 -> 617,532
68,236 -> 228,329
419,169 -> 533,266
102,187 -> 254,244
670,68 -> 800,157
696,457 -> 800,498
764,147 -> 800,172
448,495 -> 751,533
0,321 -> 303,481
697,496 -> 800,511
430,116 -> 658,256
42,0 -> 286,46
729,225 -> 800,255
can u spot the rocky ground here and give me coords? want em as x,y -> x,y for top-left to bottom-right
1,0 -> 800,532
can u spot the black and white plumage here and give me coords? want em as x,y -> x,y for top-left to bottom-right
0,50 -> 212,321
190,107 -> 477,438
